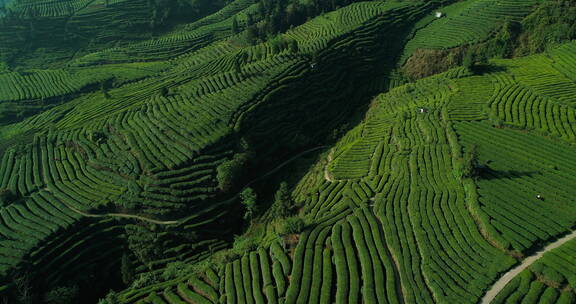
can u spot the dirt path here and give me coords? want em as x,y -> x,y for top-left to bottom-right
481,230 -> 576,304
65,204 -> 179,225
62,146 -> 327,225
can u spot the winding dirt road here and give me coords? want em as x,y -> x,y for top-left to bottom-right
62,146 -> 327,225
481,230 -> 576,304
64,204 -> 180,225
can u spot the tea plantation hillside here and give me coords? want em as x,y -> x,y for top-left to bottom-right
0,0 -> 575,303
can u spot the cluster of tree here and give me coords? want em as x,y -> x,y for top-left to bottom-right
240,0 -> 365,44
43,285 -> 79,304
1,271 -> 79,304
239,182 -> 297,224
515,0 -> 576,56
404,1 -> 576,80
481,20 -> 522,59
125,223 -> 198,269
470,0 -> 576,60
148,0 -> 229,30
125,224 -> 165,268
258,182 -> 306,235
281,216 -> 306,234
462,46 -> 488,74
217,138 -> 253,191
216,153 -> 249,192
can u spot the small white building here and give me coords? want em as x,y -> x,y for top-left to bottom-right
435,12 -> 444,18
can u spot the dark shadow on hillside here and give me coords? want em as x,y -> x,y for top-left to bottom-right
477,167 -> 540,181
250,146 -> 330,213
474,63 -> 508,75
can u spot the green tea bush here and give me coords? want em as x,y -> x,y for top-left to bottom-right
281,216 -> 305,235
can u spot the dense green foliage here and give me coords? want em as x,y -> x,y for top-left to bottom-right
240,187 -> 258,220
515,0 -> 576,55
269,182 -> 293,218
43,285 -> 78,304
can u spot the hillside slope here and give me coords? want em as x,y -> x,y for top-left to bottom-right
0,0 -> 575,303
112,43 -> 576,304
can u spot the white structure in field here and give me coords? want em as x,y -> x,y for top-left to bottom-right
435,12 -> 444,18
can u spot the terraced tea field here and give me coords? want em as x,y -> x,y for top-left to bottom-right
106,44 -> 576,303
0,0 -> 574,303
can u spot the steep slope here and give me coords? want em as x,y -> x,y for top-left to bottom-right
1,0 -> 574,303
0,0 -> 445,301
117,42 -> 576,304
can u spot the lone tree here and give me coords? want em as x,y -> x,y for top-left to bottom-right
281,216 -> 306,235
462,144 -> 479,178
289,39 -> 299,53
216,153 -> 248,192
160,87 -> 169,97
463,47 -> 488,74
240,187 -> 258,220
270,182 -> 292,218
231,16 -> 239,34
0,188 -> 16,206
101,81 -> 111,99
121,253 -> 135,285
